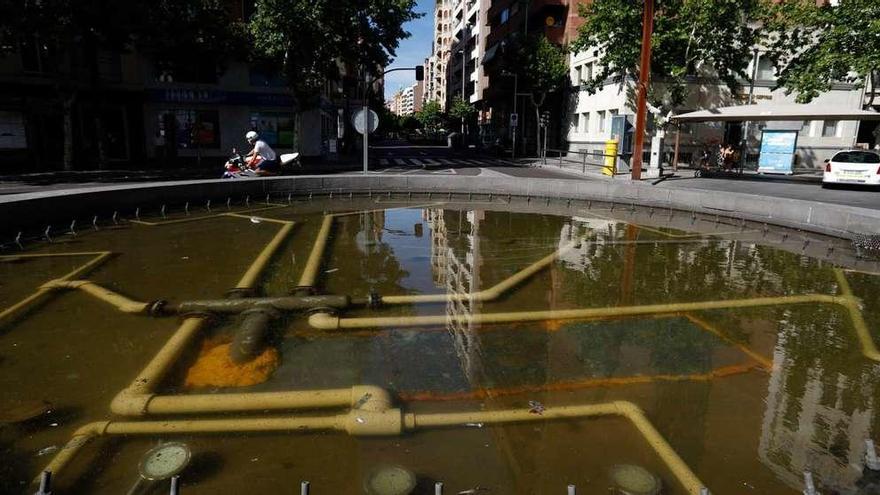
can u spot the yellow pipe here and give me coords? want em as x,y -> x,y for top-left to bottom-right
130,205 -> 289,226
834,269 -> 880,361
0,288 -> 54,327
407,400 -> 703,494
41,400 -> 705,494
0,252 -> 113,327
41,280 -> 151,314
297,214 -> 334,289
683,313 -> 773,369
111,317 -> 209,415
142,385 -> 391,416
310,294 -> 846,330
232,221 -> 295,291
380,245 -> 575,305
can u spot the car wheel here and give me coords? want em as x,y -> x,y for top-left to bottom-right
694,170 -> 703,178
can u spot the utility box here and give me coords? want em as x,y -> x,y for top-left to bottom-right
611,114 -> 634,173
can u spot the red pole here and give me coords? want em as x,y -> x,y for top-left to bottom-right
631,0 -> 654,181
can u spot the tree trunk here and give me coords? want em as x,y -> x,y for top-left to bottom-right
534,105 -> 541,157
530,92 -> 546,157
62,94 -> 75,171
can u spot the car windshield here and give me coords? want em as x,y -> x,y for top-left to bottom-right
831,151 -> 880,163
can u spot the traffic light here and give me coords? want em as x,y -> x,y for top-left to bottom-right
415,65 -> 424,81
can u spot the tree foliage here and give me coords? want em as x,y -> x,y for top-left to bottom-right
520,35 -> 570,101
759,0 -> 880,104
249,0 -> 421,102
571,0 -> 760,109
448,96 -> 476,120
415,100 -> 444,131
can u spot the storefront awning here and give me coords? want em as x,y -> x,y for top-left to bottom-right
671,104 -> 880,122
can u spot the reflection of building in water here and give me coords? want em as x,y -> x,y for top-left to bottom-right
556,217 -> 615,271
760,319 -> 879,493
423,208 -> 484,380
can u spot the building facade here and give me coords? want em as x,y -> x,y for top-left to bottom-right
481,0 -> 586,152
0,1 -> 368,171
564,48 -> 867,171
425,0 -> 454,110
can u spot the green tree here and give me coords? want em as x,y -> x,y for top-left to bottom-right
759,0 -> 880,104
448,96 -> 476,119
249,0 -> 421,103
571,0 -> 760,111
415,100 -> 444,132
520,36 -> 568,156
448,95 -> 476,137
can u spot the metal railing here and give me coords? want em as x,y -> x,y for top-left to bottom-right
542,148 -> 621,174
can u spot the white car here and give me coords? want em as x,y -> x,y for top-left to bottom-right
822,150 -> 880,187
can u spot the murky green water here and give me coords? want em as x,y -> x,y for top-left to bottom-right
1,199 -> 879,494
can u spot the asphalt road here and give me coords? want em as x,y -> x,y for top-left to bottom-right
655,173 -> 879,210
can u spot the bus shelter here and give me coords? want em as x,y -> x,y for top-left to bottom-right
669,104 -> 880,173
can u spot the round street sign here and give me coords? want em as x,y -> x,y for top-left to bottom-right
353,109 -> 379,135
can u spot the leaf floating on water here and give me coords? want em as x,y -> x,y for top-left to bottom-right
324,268 -> 339,274
36,445 -> 58,457
465,422 -> 484,428
458,487 -> 488,494
250,217 -> 261,224
528,400 -> 545,415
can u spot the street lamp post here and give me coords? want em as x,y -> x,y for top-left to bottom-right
631,0 -> 655,181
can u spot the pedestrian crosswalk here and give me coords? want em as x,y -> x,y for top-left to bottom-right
372,156 -> 510,169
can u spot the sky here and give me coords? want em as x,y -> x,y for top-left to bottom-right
383,0 -> 434,100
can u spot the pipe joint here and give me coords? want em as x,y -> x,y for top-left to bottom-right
343,408 -> 404,436
225,287 -> 258,299
110,390 -> 153,417
308,311 -> 341,331
350,386 -> 393,412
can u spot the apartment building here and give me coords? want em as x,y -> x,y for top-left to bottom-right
565,49 -> 866,170
400,81 -> 424,116
0,1 -> 369,170
481,0 -> 586,150
425,0 -> 454,110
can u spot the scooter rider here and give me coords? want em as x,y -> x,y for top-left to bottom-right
244,130 -> 279,175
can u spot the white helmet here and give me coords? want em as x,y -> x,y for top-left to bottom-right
245,131 -> 259,141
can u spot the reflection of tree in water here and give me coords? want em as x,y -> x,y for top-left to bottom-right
330,212 -> 411,297
566,318 -> 720,378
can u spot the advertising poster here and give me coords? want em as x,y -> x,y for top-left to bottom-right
758,130 -> 798,174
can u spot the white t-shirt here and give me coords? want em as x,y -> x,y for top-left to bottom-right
253,140 -> 276,161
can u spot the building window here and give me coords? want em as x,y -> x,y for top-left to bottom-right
500,8 -> 509,24
579,112 -> 590,133
597,111 -> 606,133
250,112 -> 298,148
822,120 -> 838,138
609,109 -> 618,118
0,111 -> 27,149
582,63 -> 593,83
572,65 -> 581,85
159,109 -> 221,149
756,56 -> 776,81
800,120 -> 812,137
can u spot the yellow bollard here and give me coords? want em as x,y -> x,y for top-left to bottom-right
603,139 -> 618,176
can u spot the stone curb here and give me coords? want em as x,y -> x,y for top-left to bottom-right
1,175 -> 877,239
